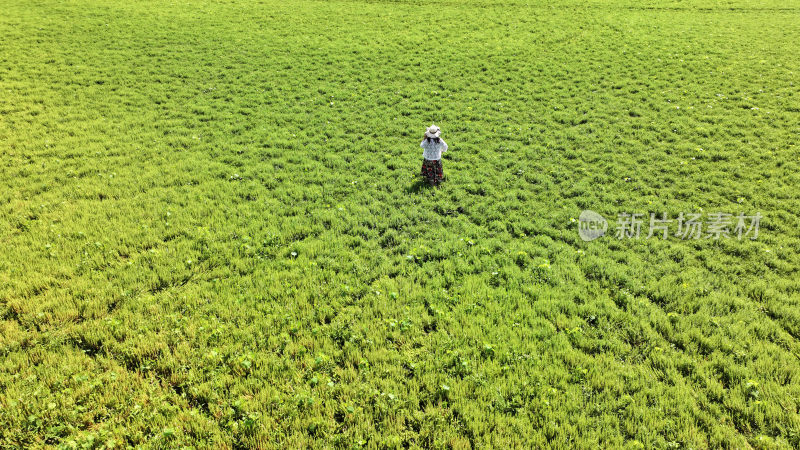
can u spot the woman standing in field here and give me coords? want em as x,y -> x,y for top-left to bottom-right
420,124 -> 448,187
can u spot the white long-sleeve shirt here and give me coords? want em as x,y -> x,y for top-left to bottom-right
421,138 -> 448,160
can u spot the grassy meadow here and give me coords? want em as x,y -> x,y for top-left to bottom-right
1,0 -> 800,447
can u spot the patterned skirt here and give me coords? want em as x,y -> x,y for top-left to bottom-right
421,159 -> 443,184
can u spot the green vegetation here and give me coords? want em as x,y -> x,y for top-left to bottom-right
1,0 -> 799,447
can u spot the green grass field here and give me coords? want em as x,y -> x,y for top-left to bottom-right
2,0 -> 800,448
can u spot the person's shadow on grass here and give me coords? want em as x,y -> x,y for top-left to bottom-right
406,179 -> 427,193
406,178 -> 441,193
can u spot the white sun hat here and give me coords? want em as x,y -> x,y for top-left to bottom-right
424,124 -> 441,139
